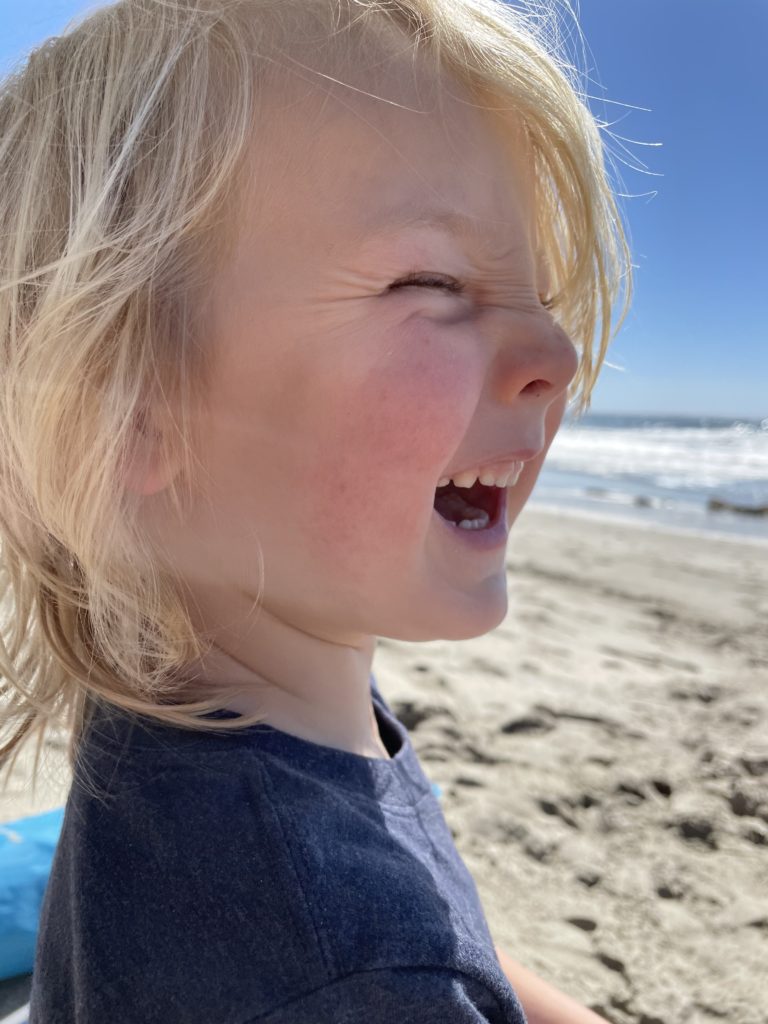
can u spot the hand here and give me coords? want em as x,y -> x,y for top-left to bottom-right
495,945 -> 609,1024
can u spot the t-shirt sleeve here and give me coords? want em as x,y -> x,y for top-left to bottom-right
30,714 -> 528,1024
29,765 -> 332,1024
259,965 -> 522,1023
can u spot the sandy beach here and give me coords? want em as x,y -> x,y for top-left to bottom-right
376,507 -> 768,1024
3,506 -> 767,1023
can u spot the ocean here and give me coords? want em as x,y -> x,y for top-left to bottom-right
530,413 -> 768,542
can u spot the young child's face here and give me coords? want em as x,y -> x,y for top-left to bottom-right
151,51 -> 578,644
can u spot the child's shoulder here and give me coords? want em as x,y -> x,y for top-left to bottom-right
37,686 -> 520,1022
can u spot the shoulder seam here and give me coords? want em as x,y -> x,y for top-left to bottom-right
240,963 -> 512,1024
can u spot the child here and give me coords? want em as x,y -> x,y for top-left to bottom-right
0,0 -> 630,1020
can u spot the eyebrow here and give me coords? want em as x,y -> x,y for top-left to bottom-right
362,206 -> 494,241
357,205 -> 530,262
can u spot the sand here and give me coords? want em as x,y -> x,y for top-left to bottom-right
3,506 -> 767,1024
375,507 -> 768,1024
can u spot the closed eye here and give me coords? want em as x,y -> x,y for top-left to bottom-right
388,272 -> 464,295
389,272 -> 557,311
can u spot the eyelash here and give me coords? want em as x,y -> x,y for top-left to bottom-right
389,272 -> 464,295
389,272 -> 555,309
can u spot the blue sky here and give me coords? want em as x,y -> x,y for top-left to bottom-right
1,0 -> 765,419
572,0 -> 767,420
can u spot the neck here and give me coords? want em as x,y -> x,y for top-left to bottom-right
178,600 -> 388,758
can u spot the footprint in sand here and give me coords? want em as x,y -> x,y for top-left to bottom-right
566,916 -> 598,932
522,834 -> 559,863
742,824 -> 768,846
670,683 -> 721,703
468,655 -> 508,678
391,699 -> 457,732
537,798 -> 580,829
669,815 -> 719,849
616,782 -> 645,805
729,780 -> 768,823
651,778 -> 673,798
740,753 -> 768,776
453,774 -> 485,788
576,870 -> 602,888
656,879 -> 687,900
499,711 -> 556,735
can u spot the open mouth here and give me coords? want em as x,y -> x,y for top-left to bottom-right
433,480 -> 503,530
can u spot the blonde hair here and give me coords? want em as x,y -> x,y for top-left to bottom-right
0,0 -> 631,795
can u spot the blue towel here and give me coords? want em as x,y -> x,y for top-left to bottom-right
0,809 -> 64,981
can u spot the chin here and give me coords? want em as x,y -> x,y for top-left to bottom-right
439,598 -> 509,641
386,583 -> 509,643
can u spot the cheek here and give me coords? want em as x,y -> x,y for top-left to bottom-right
306,323 -> 482,549
360,329 -> 478,470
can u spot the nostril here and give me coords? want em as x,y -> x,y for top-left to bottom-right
521,379 -> 551,397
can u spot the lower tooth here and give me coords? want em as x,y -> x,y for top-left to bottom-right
456,511 -> 490,530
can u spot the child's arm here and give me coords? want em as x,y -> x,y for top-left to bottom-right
495,945 -> 609,1024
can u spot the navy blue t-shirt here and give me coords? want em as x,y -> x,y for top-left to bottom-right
29,676 -> 527,1022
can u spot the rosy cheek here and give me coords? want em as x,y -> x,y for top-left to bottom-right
361,331 -> 478,473
306,323 -> 481,547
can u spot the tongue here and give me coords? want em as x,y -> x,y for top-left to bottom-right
434,485 -> 488,524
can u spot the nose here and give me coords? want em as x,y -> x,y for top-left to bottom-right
492,314 -> 579,407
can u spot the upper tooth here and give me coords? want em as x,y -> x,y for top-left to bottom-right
451,470 -> 479,488
442,462 -> 524,490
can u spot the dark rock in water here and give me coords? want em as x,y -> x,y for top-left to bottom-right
708,498 -> 768,517
634,495 -> 652,508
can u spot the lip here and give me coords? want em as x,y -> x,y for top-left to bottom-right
432,486 -> 509,552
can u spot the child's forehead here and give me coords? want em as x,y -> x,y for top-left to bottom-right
249,62 -> 537,254
259,24 -> 529,164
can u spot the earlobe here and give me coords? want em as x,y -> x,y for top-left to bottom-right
122,414 -> 180,497
124,457 -> 177,497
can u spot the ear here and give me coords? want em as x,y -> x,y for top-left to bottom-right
122,411 -> 182,497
